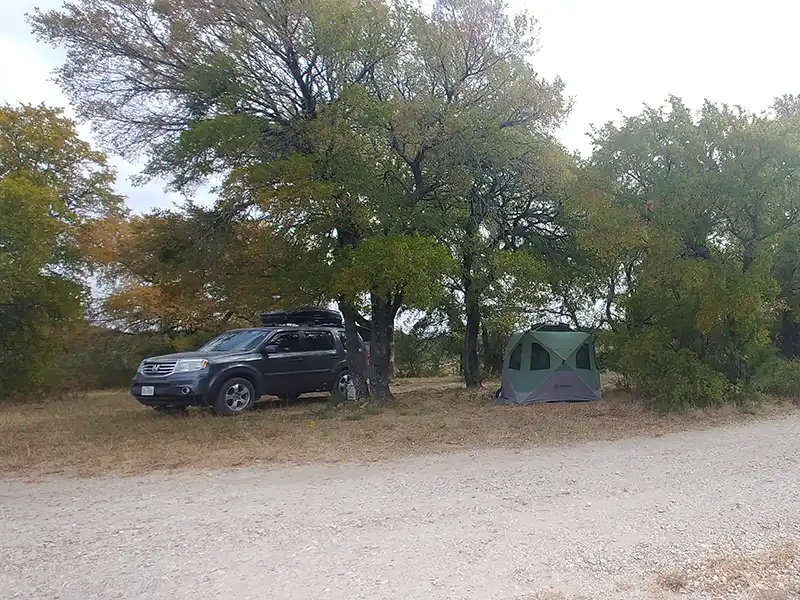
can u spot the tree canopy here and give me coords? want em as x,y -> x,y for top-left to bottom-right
7,0 -> 799,406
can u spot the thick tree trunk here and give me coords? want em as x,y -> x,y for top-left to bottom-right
463,284 -> 482,388
369,291 -> 394,405
338,299 -> 370,401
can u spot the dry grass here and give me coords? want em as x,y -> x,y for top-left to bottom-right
656,569 -> 688,592
656,540 -> 799,597
518,593 -> 586,600
0,376 -> 797,478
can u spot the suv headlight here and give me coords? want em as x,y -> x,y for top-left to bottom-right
174,359 -> 209,373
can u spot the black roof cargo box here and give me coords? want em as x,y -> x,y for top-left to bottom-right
259,307 -> 344,327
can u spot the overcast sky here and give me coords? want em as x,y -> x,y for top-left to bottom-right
2,0 -> 799,213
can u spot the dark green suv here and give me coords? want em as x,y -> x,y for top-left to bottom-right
130,309 -> 364,415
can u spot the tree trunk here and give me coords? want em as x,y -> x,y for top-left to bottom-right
369,291 -> 394,405
463,284 -> 482,388
780,310 -> 800,359
481,324 -> 490,376
338,299 -> 369,401
389,326 -> 394,383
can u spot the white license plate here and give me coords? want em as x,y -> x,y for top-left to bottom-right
141,386 -> 155,396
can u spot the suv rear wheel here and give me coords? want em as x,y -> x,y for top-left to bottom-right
214,377 -> 255,416
332,370 -> 352,401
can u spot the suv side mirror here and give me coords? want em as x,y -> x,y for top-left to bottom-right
262,344 -> 278,354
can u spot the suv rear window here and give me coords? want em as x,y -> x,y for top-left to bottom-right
304,330 -> 335,351
271,331 -> 300,353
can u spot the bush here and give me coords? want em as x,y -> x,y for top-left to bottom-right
631,349 -> 732,410
755,358 -> 800,396
606,326 -> 734,410
394,329 -> 459,377
32,325 -> 221,396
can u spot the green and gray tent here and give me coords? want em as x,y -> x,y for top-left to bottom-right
496,324 -> 602,404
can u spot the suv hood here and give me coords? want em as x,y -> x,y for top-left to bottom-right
144,351 -> 257,364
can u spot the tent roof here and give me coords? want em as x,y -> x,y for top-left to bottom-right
530,323 -> 574,332
510,328 -> 592,360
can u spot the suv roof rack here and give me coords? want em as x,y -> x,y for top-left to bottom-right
260,307 -> 344,328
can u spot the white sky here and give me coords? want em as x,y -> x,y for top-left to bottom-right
2,0 -> 799,213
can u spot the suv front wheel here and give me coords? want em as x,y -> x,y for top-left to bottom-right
214,377 -> 256,416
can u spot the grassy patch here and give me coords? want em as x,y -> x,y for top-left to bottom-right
0,377 -> 797,478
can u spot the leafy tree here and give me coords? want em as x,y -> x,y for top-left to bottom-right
773,227 -> 800,358
444,142 -> 571,387
585,97 -> 800,406
370,0 -> 571,388
88,205 -> 328,335
32,0 -> 572,401
32,0 -> 412,401
0,104 -> 122,397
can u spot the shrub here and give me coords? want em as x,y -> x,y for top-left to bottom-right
607,326 -> 733,410
632,349 -> 732,411
755,358 -> 800,396
30,325 -> 222,397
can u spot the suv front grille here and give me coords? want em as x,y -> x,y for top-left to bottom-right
141,361 -> 177,376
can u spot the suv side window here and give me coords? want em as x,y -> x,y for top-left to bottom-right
304,330 -> 335,351
271,331 -> 300,353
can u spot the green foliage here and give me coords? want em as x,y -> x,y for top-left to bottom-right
394,316 -> 461,377
0,104 -> 120,399
27,0 -> 800,409
584,97 -> 800,408
754,358 -> 800,396
614,336 -> 731,410
772,228 -> 800,358
334,235 -> 455,310
40,326 -> 217,393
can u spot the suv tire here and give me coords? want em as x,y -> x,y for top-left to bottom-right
331,370 -> 351,401
214,377 -> 256,416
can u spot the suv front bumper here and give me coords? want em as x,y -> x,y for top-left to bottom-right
130,372 -> 212,407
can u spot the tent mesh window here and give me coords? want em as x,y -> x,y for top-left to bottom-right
509,344 -> 523,370
530,342 -> 550,371
576,344 -> 591,370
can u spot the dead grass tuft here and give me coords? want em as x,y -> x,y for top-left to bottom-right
656,569 -> 687,592
517,592 -> 590,600
656,540 -> 799,597
1,376 -> 797,478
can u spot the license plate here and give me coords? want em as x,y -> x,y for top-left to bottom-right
141,386 -> 155,396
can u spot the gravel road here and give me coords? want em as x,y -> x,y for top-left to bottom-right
2,415 -> 799,600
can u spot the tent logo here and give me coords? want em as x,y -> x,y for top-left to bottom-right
554,384 -> 573,389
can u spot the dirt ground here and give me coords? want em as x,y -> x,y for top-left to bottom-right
2,414 -> 799,599
0,376 -> 797,477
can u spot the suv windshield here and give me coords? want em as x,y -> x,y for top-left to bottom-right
200,330 -> 267,353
